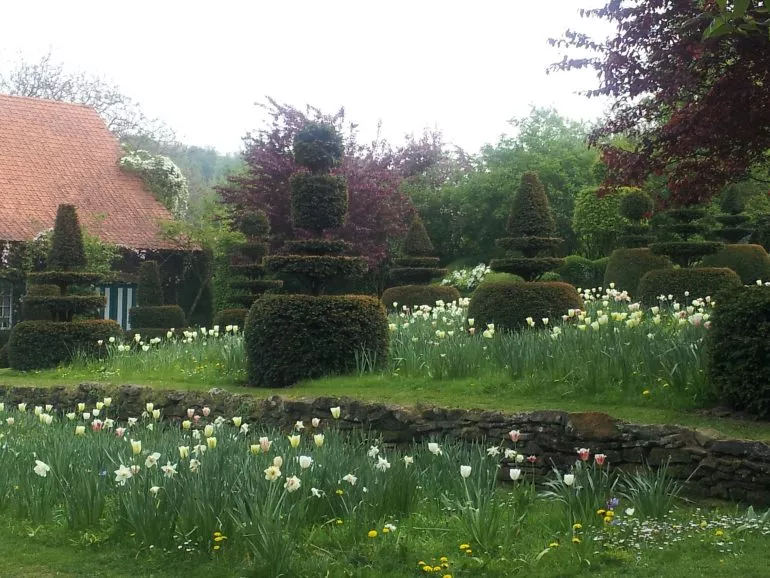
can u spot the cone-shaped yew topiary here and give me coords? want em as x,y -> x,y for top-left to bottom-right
10,204 -> 119,369
384,217 -> 456,308
246,123 -> 388,387
490,172 -> 563,281
470,172 -> 581,331
228,210 -> 283,308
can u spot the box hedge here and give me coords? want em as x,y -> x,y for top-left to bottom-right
129,305 -> 187,330
212,308 -> 248,329
381,285 -> 460,310
637,267 -> 742,305
708,286 -> 770,417
603,248 -> 673,295
8,319 -> 121,370
245,294 -> 388,388
467,281 -> 583,332
700,244 -> 770,285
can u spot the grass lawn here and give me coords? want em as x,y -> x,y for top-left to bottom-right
2,369 -> 769,441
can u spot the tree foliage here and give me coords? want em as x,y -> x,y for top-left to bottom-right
0,51 -> 174,142
550,1 -> 770,205
218,99 -> 444,265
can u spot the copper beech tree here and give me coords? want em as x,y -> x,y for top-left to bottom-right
550,0 -> 770,206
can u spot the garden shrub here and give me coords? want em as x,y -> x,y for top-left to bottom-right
245,294 -> 388,387
700,244 -> 770,285
381,285 -> 460,309
137,261 -> 164,306
572,186 -> 627,258
129,305 -> 187,330
603,248 -> 672,295
212,308 -> 248,328
637,267 -> 742,305
557,255 -> 608,289
48,204 -> 86,271
388,218 -> 446,287
467,281 -> 583,332
21,284 -> 60,321
708,286 -> 770,417
0,329 -> 9,368
290,173 -> 348,233
8,319 -> 121,370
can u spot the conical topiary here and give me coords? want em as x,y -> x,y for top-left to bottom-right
714,189 -> 753,243
228,210 -> 283,307
245,122 -> 388,387
48,204 -> 86,271
468,172 -> 582,331
382,217 -> 459,308
490,172 -> 563,280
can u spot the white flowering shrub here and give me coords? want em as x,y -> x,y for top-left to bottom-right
441,263 -> 491,292
120,149 -> 189,218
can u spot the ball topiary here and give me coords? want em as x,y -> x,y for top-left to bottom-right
293,122 -> 344,173
212,308 -> 248,329
245,294 -> 388,387
603,248 -> 672,295
381,285 -> 460,310
467,281 -> 583,332
700,244 -> 770,285
619,189 -> 654,222
137,261 -> 163,306
637,267 -> 742,305
240,210 -> 271,238
48,204 -> 86,271
708,286 -> 770,417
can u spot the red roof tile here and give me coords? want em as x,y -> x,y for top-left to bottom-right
0,94 -> 176,249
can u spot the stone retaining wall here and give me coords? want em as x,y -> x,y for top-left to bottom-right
2,382 -> 770,505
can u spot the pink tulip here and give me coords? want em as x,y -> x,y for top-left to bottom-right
193,415 -> 201,423
202,407 -> 211,417
91,420 -> 103,432
509,430 -> 521,443
594,453 -> 607,466
115,427 -> 126,438
526,455 -> 537,464
577,448 -> 590,461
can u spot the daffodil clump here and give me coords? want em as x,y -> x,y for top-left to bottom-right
0,401 -> 768,575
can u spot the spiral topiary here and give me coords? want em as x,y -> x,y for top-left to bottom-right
228,210 -> 283,308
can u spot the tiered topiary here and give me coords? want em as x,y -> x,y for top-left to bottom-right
468,172 -> 582,331
128,260 -> 187,339
382,218 -> 459,308
490,172 -> 564,281
228,210 -> 283,310
708,285 -> 770,418
649,207 -> 723,268
9,204 -> 120,369
638,206 -> 737,304
618,189 -> 655,248
245,122 -> 388,387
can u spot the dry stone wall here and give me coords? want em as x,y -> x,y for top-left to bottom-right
2,383 -> 769,505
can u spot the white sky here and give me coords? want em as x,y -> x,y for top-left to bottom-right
1,0 -> 612,154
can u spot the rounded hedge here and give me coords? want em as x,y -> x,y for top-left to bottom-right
700,244 -> 770,285
708,286 -> 770,417
293,122 -> 343,173
290,173 -> 348,233
637,267 -> 742,305
381,285 -> 460,309
467,281 -> 583,332
245,294 -> 388,387
8,319 -> 121,370
212,308 -> 248,329
603,248 -> 672,295
388,267 -> 447,287
129,305 -> 187,330
650,241 -> 724,268
557,255 -> 608,290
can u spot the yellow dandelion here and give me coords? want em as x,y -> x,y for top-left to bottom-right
368,530 -> 378,538
572,537 -> 581,544
422,565 -> 432,573
596,509 -> 606,516
336,519 -> 343,525
459,543 -> 470,550
548,541 -> 559,548
572,523 -> 582,530
715,529 -> 724,537
439,556 -> 448,563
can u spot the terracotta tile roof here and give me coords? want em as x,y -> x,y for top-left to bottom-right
0,94 -> 176,249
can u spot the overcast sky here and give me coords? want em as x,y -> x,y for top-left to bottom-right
1,0 -> 612,154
